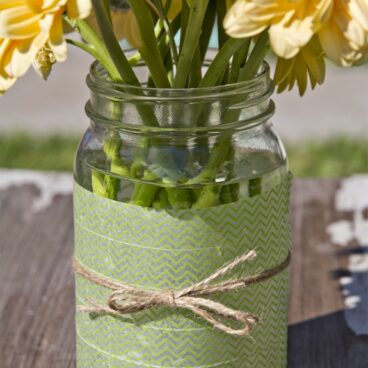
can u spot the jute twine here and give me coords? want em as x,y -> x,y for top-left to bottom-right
73,250 -> 291,336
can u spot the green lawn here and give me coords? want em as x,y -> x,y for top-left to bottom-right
0,133 -> 367,177
287,137 -> 368,177
0,133 -> 79,172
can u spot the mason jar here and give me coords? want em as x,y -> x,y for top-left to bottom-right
73,60 -> 291,367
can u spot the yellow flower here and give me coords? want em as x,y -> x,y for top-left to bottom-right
0,40 -> 16,94
225,0 -> 368,66
274,36 -> 326,96
0,0 -> 91,93
224,0 -> 332,59
87,0 -> 182,49
225,0 -> 368,94
319,0 -> 368,66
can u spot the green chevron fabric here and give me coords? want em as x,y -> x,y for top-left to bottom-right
74,176 -> 292,368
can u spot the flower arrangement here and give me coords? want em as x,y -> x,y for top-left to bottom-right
3,2 -> 368,366
1,0 -> 368,207
1,0 -> 367,96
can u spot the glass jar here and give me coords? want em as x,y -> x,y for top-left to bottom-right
74,61 -> 288,204
73,61 -> 291,367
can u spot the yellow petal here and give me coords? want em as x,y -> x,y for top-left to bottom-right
224,1 -> 274,38
225,0 -> 333,59
0,4 -> 41,39
38,10 -> 54,33
278,68 -> 295,94
274,37 -> 326,96
1,34 -> 46,78
274,56 -> 293,85
302,40 -> 325,84
0,0 -> 24,11
0,39 -> 15,89
318,0 -> 368,66
66,0 -> 91,19
306,0 -> 334,23
294,58 -> 308,96
345,17 -> 368,50
319,16 -> 361,66
25,0 -> 65,13
48,11 -> 67,62
350,0 -> 368,31
269,12 -> 316,58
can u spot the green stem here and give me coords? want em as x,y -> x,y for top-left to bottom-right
189,35 -> 271,204
229,39 -> 251,83
199,4 -> 216,61
152,188 -> 170,209
65,39 -> 120,80
238,32 -> 270,82
92,0 -> 140,85
92,171 -> 119,199
153,0 -> 179,65
92,131 -> 127,200
154,13 -> 181,83
65,18 -> 104,52
179,0 -> 190,53
174,0 -> 209,87
127,13 -> 184,205
200,38 -> 246,88
249,177 -> 263,197
130,170 -> 160,207
102,0 -> 112,23
129,0 -> 171,88
166,187 -> 192,210
128,52 -> 142,66
216,0 -> 229,48
193,185 -> 221,209
189,47 -> 202,87
64,17 -> 123,80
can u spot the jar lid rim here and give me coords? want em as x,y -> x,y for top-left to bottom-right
87,60 -> 272,100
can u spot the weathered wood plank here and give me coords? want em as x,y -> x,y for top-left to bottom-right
0,175 -> 74,368
0,171 -> 367,367
288,178 -> 368,368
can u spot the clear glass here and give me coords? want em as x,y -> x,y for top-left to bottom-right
74,61 -> 288,208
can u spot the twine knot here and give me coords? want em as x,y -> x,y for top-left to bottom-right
108,289 -> 177,312
163,290 -> 177,307
74,250 -> 290,336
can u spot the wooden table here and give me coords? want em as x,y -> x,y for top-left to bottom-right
1,170 -> 367,367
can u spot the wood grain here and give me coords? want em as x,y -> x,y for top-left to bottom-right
0,174 -> 367,367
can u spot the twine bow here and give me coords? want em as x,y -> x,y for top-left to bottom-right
73,250 -> 291,336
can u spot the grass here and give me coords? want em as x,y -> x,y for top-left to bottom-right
0,133 -> 80,172
0,133 -> 367,177
287,137 -> 368,177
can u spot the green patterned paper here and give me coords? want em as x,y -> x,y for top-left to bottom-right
74,177 -> 292,368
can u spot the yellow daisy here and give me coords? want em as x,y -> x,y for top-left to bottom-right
0,0 -> 91,92
224,0 -> 368,93
224,0 -> 332,59
319,0 -> 368,66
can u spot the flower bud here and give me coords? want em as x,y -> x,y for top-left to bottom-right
32,46 -> 56,81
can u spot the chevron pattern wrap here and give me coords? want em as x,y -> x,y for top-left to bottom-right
74,176 -> 292,368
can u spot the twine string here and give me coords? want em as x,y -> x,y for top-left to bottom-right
73,250 -> 291,336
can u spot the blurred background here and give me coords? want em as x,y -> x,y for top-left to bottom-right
0,41 -> 367,177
